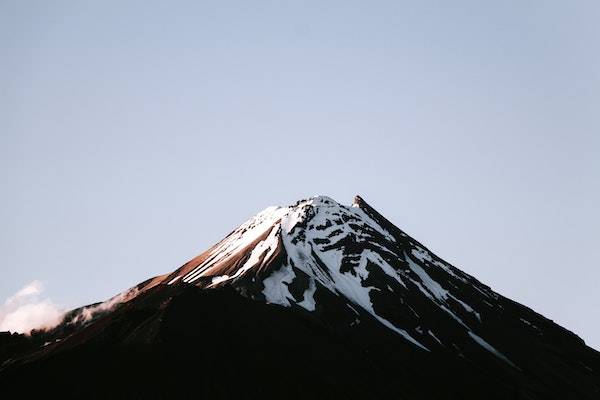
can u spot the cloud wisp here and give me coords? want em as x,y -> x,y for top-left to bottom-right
0,281 -> 65,334
0,281 -> 139,335
69,288 -> 138,324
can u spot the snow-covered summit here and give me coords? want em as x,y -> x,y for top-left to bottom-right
156,195 -> 521,362
6,195 -> 599,400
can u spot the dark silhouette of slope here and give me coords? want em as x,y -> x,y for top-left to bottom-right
1,196 -> 599,399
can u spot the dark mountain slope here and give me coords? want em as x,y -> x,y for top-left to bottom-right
1,195 -> 599,399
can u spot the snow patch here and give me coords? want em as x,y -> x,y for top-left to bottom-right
262,264 -> 296,307
297,278 -> 317,311
468,331 -> 518,368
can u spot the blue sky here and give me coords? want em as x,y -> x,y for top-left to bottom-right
1,1 -> 599,348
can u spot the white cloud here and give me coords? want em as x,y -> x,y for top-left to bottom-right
0,281 -> 139,334
71,288 -> 138,324
9,280 -> 43,299
0,281 -> 65,334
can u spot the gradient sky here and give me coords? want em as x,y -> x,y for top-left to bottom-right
1,1 -> 599,349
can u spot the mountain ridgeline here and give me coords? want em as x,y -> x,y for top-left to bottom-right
1,195 -> 599,399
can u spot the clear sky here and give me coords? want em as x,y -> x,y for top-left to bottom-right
1,1 -> 599,348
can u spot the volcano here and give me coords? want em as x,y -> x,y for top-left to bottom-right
1,195 -> 599,399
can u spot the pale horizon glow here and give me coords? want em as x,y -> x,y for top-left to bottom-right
1,1 -> 599,349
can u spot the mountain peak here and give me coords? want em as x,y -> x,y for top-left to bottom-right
352,194 -> 367,208
3,195 -> 599,399
155,194 -> 493,352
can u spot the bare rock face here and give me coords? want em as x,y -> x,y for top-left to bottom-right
1,195 -> 599,399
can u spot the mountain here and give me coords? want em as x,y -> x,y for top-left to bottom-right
1,195 -> 599,399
